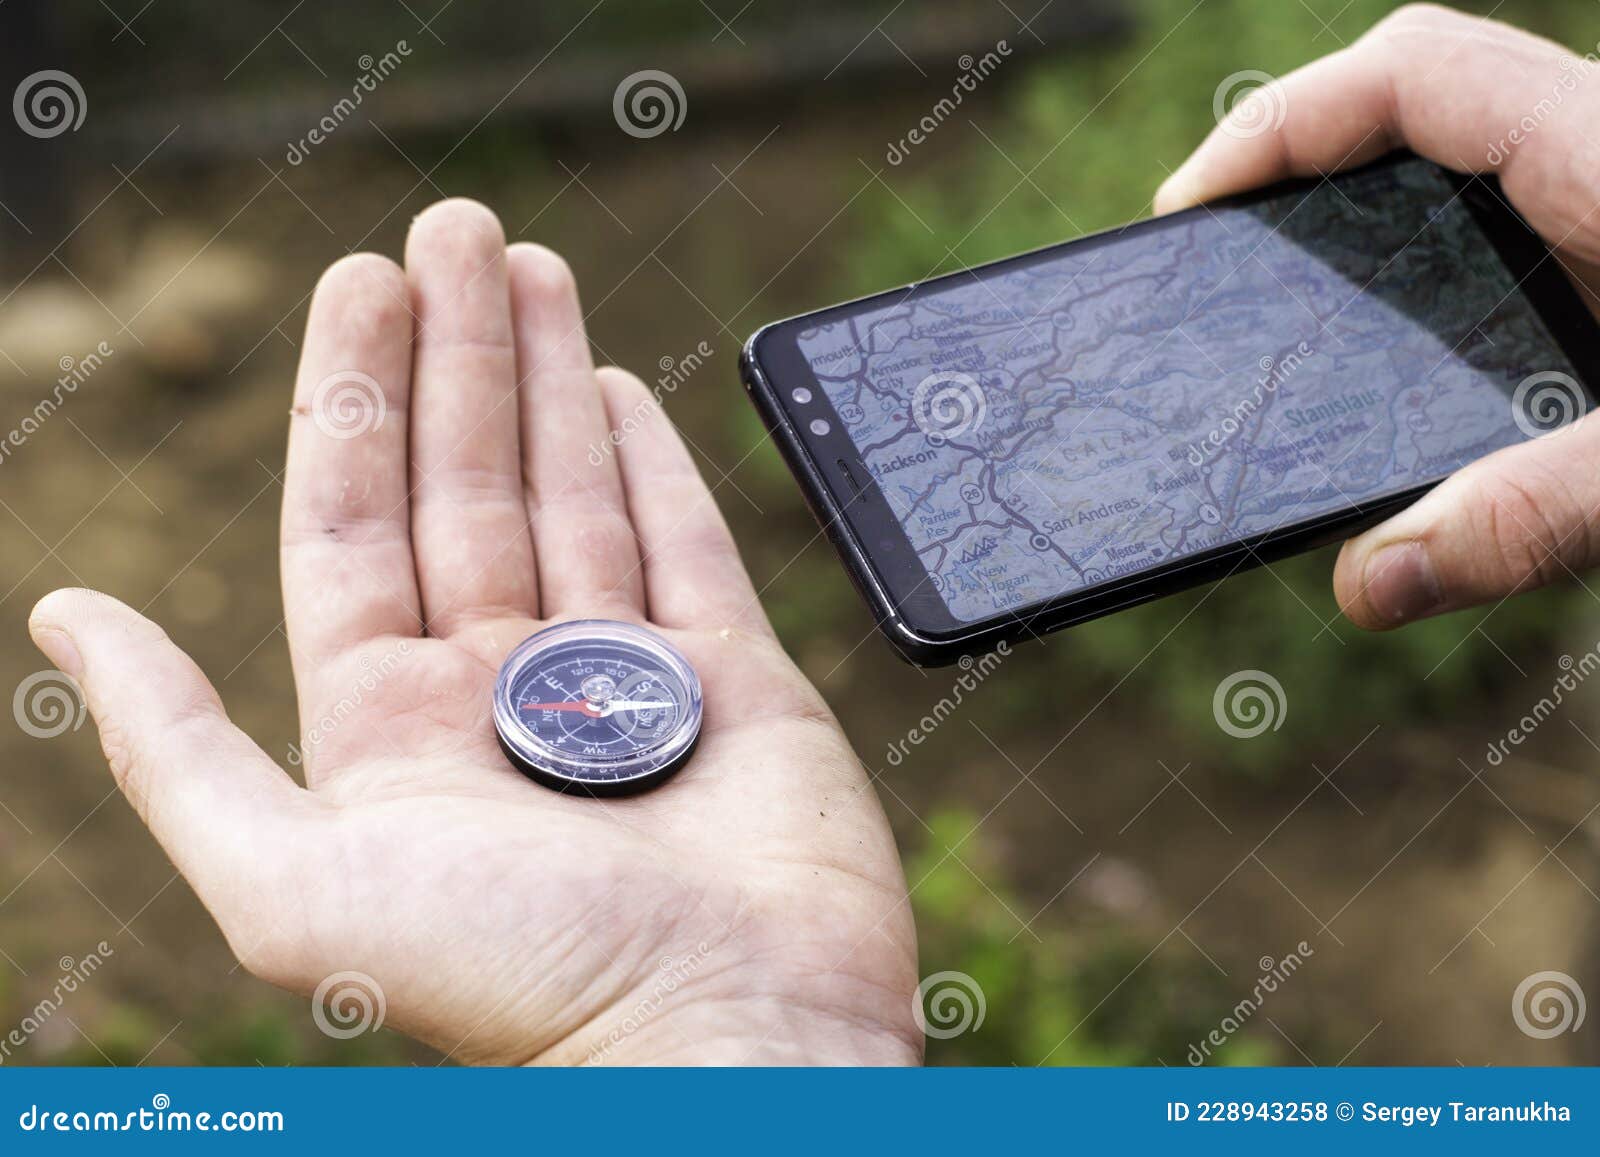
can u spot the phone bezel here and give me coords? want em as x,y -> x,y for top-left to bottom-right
740,151 -> 1600,666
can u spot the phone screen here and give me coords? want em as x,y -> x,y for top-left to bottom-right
782,157 -> 1586,627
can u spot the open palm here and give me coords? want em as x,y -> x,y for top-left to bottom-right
28,200 -> 919,1065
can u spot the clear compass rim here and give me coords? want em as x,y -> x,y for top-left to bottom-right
492,619 -> 704,793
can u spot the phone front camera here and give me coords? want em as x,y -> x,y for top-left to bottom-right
809,419 -> 831,436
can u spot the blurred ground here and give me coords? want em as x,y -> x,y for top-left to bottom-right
1,0 -> 1598,1066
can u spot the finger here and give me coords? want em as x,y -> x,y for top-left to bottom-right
1333,416 -> 1600,629
282,253 -> 421,680
28,589 -> 309,927
509,243 -> 643,617
597,367 -> 773,635
1154,5 -> 1600,264
406,201 -> 537,634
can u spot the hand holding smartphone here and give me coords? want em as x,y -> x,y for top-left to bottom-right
742,153 -> 1600,666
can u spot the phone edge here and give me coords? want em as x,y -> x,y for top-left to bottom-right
739,152 -> 1600,667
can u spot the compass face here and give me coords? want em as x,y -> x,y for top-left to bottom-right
492,620 -> 703,796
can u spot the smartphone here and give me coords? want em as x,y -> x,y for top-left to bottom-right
740,152 -> 1600,667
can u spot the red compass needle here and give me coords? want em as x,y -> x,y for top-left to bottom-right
520,700 -> 672,714
494,620 -> 704,796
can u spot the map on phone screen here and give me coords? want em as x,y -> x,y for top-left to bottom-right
795,158 -> 1581,624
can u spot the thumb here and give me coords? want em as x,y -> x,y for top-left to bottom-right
26,588 -> 309,909
1334,418 -> 1600,629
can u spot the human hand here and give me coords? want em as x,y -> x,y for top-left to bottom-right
1155,3 -> 1600,629
27,200 -> 920,1065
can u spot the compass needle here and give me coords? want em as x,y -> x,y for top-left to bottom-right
493,620 -> 703,797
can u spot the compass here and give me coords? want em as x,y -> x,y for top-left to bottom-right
492,620 -> 703,797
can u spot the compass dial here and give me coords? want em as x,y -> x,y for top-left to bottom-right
492,620 -> 703,796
